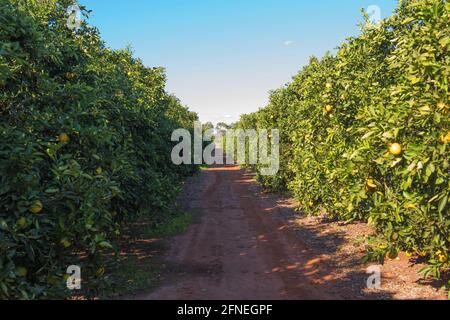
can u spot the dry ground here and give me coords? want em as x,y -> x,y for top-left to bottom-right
123,164 -> 447,300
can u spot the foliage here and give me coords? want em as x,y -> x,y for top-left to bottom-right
0,0 -> 198,299
236,0 -> 449,281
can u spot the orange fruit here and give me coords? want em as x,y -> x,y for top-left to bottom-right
436,250 -> 447,263
29,200 -> 43,214
389,143 -> 402,156
58,133 -> 70,143
324,105 -> 333,113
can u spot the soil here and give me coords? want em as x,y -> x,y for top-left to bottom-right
129,164 -> 448,300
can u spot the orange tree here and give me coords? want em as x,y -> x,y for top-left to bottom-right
0,0 -> 198,298
236,0 -> 449,290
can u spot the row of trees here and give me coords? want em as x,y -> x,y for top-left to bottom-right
236,0 -> 449,285
0,0 -> 198,298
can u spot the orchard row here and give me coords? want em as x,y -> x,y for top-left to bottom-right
236,0 -> 449,283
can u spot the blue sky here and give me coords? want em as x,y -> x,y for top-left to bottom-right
80,0 -> 398,124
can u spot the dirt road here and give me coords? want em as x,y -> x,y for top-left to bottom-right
134,164 -> 446,300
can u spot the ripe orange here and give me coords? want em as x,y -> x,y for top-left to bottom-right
436,250 -> 447,263
58,133 -> 70,143
324,105 -> 333,113
389,143 -> 402,156
29,200 -> 43,214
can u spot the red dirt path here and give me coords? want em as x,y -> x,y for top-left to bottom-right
133,164 -> 447,300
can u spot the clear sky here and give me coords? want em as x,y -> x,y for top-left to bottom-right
79,0 -> 398,125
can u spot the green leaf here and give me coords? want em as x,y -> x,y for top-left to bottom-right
438,195 -> 448,214
99,241 -> 113,249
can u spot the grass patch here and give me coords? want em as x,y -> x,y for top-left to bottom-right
145,211 -> 193,239
101,256 -> 165,299
99,209 -> 195,299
